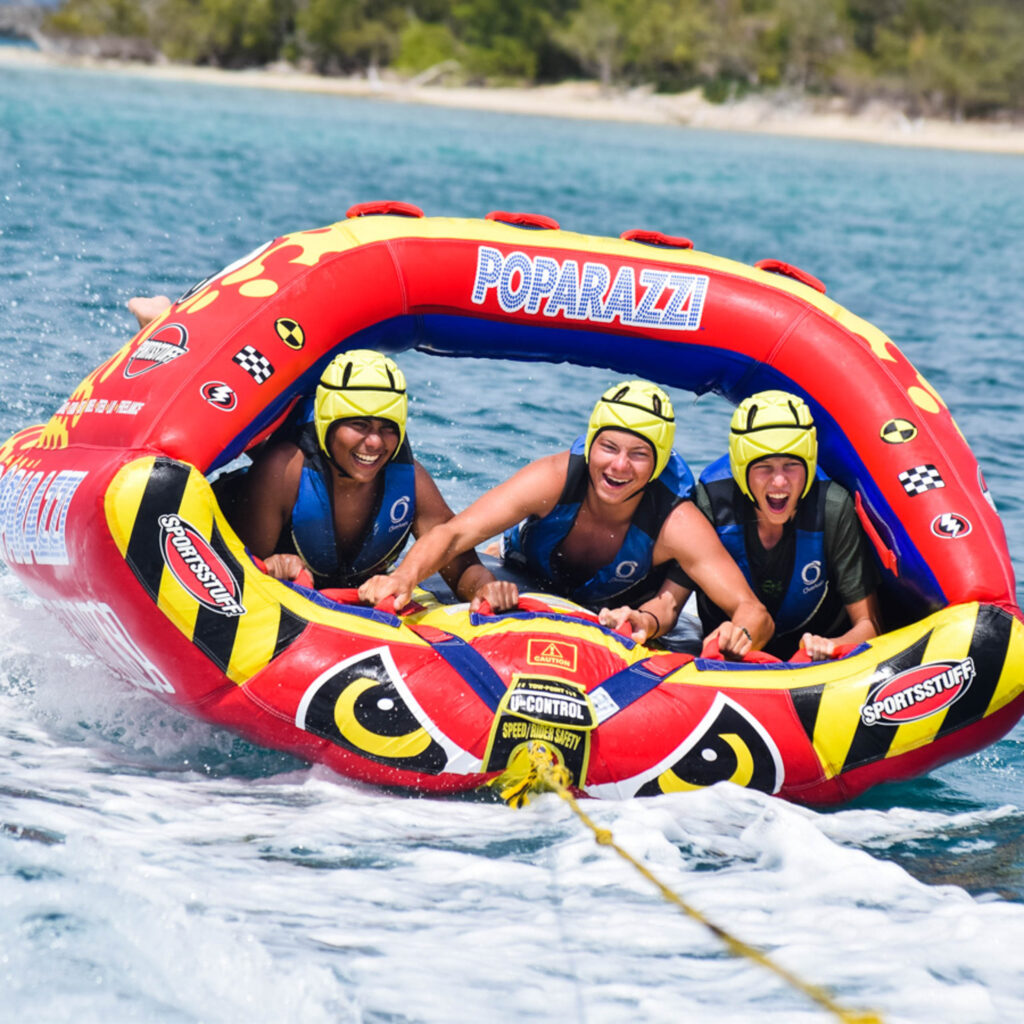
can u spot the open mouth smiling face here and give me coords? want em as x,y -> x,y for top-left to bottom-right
588,429 -> 655,501
329,417 -> 400,478
747,456 -> 806,522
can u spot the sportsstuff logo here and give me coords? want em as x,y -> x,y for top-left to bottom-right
157,514 -> 245,616
860,658 -> 975,726
124,323 -> 189,378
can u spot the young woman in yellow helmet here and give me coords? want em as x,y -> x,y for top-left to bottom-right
359,380 -> 772,655
227,349 -> 515,609
694,389 -> 881,660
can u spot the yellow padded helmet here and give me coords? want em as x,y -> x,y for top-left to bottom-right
729,389 -> 817,502
585,380 -> 675,480
313,349 -> 408,457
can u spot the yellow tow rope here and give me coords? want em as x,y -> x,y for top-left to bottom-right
494,742 -> 884,1024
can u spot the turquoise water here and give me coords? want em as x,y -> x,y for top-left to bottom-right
2,61 -> 1024,1023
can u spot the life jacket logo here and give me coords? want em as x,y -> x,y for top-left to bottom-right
860,658 -> 975,726
615,560 -> 639,579
389,495 -> 411,527
931,513 -> 971,539
124,323 -> 189,378
471,246 -> 709,331
527,639 -> 578,672
157,514 -> 245,616
800,560 -> 823,588
200,381 -> 237,411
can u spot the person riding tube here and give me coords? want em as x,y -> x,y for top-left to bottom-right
694,389 -> 881,660
359,379 -> 772,657
229,348 -> 515,610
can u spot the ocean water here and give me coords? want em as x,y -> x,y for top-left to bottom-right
2,59 -> 1024,1024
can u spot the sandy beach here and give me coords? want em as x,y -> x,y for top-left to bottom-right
4,45 -> 1024,156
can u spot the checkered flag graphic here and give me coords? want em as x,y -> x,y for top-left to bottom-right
898,464 -> 945,496
232,345 -> 274,384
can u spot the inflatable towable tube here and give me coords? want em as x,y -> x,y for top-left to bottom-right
1,203 -> 1022,805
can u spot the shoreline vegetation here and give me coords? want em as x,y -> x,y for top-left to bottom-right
4,44 -> 1024,156
3,1 -> 1024,154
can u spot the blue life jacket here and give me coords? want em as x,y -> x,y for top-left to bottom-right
288,420 -> 416,589
697,454 -> 835,641
501,435 -> 694,609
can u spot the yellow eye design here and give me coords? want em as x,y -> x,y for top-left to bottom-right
297,649 -> 446,774
640,694 -> 783,796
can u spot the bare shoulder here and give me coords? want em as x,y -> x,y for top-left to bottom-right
517,450 -> 571,489
497,450 -> 570,509
655,500 -> 718,561
247,440 -> 304,488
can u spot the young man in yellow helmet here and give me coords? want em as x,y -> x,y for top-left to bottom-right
127,298 -> 506,608
228,349 -> 515,609
359,379 -> 772,655
695,389 -> 881,660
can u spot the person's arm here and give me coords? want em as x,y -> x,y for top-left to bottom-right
358,453 -> 568,609
128,295 -> 172,330
408,464 -> 518,611
231,444 -> 303,560
598,577 -> 691,644
662,502 -> 773,658
800,592 -> 881,660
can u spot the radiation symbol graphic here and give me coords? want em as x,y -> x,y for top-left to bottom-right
636,694 -> 783,795
295,647 -> 448,773
274,316 -> 305,349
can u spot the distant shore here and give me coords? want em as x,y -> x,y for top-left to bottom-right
4,45 -> 1024,156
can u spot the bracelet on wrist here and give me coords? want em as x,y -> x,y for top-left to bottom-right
644,609 -> 661,637
740,626 -> 752,643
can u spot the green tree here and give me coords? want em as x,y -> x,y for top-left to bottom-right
759,0 -> 849,91
450,0 -> 572,81
149,0 -> 292,66
624,0 -> 713,91
554,0 -> 627,88
293,0 -> 407,74
393,18 -> 462,76
44,0 -> 150,37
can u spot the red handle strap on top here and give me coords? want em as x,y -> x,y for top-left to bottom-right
318,586 -> 360,603
620,228 -> 694,250
786,642 -> 860,664
485,210 -> 560,230
304,587 -> 423,616
754,258 -> 826,294
346,200 -> 424,219
700,635 -> 782,664
473,595 -> 629,631
475,595 -> 581,617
